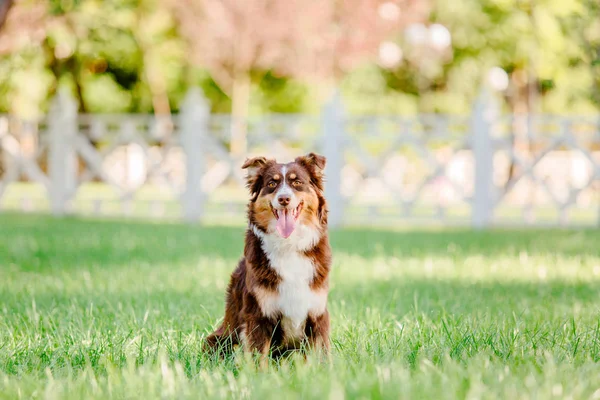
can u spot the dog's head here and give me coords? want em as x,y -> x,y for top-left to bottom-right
242,153 -> 327,239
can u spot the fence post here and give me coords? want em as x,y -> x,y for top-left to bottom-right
471,88 -> 497,229
48,89 -> 77,216
180,88 -> 209,223
321,91 -> 345,228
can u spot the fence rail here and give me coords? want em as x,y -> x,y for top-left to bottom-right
1,88 -> 599,227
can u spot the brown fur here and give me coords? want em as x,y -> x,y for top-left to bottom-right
205,153 -> 332,362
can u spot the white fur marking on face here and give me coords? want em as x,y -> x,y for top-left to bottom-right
272,166 -> 299,209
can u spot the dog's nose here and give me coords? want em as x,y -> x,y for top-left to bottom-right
278,195 -> 291,207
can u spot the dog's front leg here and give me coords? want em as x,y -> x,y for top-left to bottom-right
305,309 -> 331,362
242,293 -> 275,369
243,316 -> 275,369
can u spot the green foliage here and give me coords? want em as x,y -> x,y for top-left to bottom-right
1,215 -> 600,398
0,0 -> 598,116
256,71 -> 309,114
48,0 -> 84,15
376,0 -> 600,114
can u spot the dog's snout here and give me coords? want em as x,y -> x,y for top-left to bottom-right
277,195 -> 291,206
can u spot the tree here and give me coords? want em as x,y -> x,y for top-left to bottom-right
565,0 -> 600,108
167,0 -> 428,156
373,0 -> 600,115
280,0 -> 428,97
0,0 -> 186,116
167,0 -> 294,155
0,0 -> 102,113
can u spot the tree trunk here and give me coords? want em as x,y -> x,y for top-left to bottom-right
504,69 -> 530,191
145,61 -> 171,116
230,73 -> 251,156
134,7 -> 171,118
67,57 -> 87,113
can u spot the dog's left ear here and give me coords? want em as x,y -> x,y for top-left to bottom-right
296,152 -> 326,175
295,152 -> 326,191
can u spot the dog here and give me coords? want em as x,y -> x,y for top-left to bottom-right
205,153 -> 332,364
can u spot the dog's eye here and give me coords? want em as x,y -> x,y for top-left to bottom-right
292,180 -> 302,186
267,181 -> 277,188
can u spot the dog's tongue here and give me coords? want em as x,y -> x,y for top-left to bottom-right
276,209 -> 296,238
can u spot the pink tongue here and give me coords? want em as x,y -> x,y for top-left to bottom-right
276,209 -> 296,238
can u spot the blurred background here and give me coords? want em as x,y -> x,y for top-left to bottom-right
0,0 -> 598,227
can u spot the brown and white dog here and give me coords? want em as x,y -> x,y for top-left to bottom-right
205,153 -> 332,362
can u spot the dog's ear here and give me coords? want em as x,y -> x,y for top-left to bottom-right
296,152 -> 326,172
242,156 -> 269,179
241,156 -> 273,200
295,153 -> 326,190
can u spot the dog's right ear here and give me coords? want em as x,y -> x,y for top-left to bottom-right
241,156 -> 273,200
242,156 -> 269,178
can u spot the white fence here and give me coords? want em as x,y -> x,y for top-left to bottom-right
0,88 -> 599,228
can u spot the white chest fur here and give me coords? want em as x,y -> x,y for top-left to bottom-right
251,224 -> 328,339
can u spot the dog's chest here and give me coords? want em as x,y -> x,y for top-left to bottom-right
257,233 -> 327,339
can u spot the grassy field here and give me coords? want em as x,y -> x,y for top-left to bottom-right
1,214 -> 600,399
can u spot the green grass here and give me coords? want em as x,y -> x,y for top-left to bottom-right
1,214 -> 600,399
